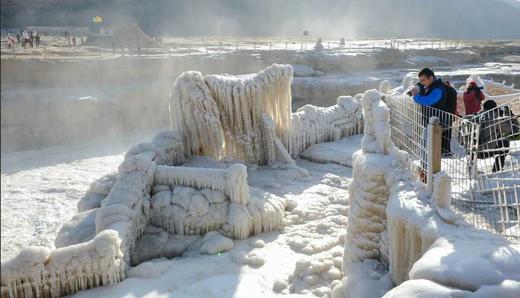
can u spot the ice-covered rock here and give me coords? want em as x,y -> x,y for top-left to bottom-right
55,209 -> 97,248
199,231 -> 234,255
127,260 -> 171,279
77,172 -> 117,212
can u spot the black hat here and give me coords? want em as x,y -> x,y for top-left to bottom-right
483,100 -> 497,111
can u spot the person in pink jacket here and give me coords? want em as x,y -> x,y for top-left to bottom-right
463,81 -> 485,115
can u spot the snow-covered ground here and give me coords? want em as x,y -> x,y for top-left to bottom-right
1,134 -> 364,297
0,131 -> 158,261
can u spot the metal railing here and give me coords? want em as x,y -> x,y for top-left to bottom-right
465,98 -> 520,238
387,94 -> 520,239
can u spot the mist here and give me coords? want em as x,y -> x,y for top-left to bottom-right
2,0 -> 520,39
1,0 -> 520,154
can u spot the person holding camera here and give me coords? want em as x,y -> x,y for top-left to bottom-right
407,68 -> 457,155
463,81 -> 485,115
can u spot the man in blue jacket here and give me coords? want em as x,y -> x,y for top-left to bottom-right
409,68 -> 449,112
408,68 -> 453,156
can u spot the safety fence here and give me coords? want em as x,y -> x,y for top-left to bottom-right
387,94 -> 520,239
1,36 -> 500,60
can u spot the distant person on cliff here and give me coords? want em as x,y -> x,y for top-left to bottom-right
16,32 -> 21,43
7,33 -> 15,48
34,33 -> 40,47
28,30 -> 34,47
463,81 -> 485,115
314,38 -> 324,51
22,30 -> 30,48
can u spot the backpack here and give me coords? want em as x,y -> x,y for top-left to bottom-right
444,81 -> 458,114
500,105 -> 520,137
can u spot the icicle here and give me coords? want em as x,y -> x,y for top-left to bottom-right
290,96 -> 362,156
169,64 -> 293,165
226,203 -> 253,240
155,164 -> 250,206
0,231 -> 124,298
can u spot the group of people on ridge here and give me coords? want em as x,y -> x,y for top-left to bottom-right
6,29 -> 40,48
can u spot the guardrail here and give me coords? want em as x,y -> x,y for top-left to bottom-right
387,94 -> 520,239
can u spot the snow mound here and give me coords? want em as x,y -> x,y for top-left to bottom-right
409,236 -> 520,291
127,260 -> 171,279
382,279 -> 471,298
301,134 -> 362,167
200,231 -> 234,255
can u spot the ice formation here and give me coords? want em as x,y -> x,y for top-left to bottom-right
341,90 -> 417,280
466,74 -> 520,96
77,173 -> 117,212
3,64 -> 518,297
431,176 -> 462,225
169,64 -> 362,165
378,80 -> 392,94
333,89 -> 520,298
169,64 -> 293,165
387,74 -> 416,95
154,164 -> 249,205
1,230 -> 124,298
291,96 -> 363,156
6,64 -> 367,297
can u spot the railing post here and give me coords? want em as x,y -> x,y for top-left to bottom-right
427,116 -> 442,195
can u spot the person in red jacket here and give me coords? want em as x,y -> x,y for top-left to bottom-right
463,81 -> 485,115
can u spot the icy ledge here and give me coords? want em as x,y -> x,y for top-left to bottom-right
332,89 -> 520,298
1,230 -> 124,298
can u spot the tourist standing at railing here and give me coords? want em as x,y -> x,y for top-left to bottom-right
408,68 -> 456,155
6,33 -> 16,48
472,100 -> 519,172
22,30 -> 30,48
28,30 -> 34,47
463,81 -> 485,115
34,33 -> 40,47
